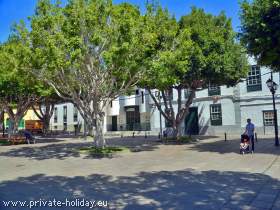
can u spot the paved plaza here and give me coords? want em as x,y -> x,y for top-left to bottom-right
0,135 -> 280,210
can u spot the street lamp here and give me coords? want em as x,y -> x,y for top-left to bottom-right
266,73 -> 279,146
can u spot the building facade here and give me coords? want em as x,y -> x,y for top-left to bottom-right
50,58 -> 280,136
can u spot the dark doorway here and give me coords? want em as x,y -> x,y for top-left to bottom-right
125,106 -> 140,131
112,116 -> 118,131
185,107 -> 199,135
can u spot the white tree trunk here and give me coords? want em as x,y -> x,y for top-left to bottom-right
93,113 -> 106,148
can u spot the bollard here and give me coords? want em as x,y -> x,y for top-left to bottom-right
255,132 -> 258,142
145,132 -> 147,138
158,132 -> 161,139
224,132 -> 227,141
132,132 -> 135,138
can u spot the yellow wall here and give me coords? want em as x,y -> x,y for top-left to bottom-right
4,109 -> 40,121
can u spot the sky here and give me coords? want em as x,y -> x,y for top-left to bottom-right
0,0 -> 241,42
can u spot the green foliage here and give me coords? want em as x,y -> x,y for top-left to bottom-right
240,0 -> 280,70
30,0 -> 147,98
0,36 -> 36,102
140,6 -> 248,90
79,146 -> 129,154
0,21 -> 57,104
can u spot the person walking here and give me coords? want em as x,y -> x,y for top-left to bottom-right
245,118 -> 255,153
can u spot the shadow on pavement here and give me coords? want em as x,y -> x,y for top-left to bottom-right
0,169 -> 280,210
188,138 -> 280,155
0,138 -> 161,160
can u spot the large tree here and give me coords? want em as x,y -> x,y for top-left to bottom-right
28,0 -> 147,147
0,35 -> 39,134
140,7 -> 248,138
240,0 -> 280,70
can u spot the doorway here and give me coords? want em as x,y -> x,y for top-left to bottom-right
125,106 -> 140,131
185,107 -> 199,135
112,116 -> 118,131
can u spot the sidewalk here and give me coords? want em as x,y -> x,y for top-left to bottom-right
0,135 -> 279,209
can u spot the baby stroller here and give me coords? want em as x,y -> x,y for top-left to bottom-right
240,134 -> 250,155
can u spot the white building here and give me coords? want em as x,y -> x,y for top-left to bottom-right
50,58 -> 280,136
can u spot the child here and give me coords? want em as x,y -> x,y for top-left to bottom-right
240,134 -> 250,154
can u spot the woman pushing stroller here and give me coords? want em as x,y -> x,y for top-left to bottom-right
240,118 -> 255,154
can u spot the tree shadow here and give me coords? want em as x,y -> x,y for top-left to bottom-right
188,138 -> 280,155
34,138 -> 65,144
0,137 -> 65,146
0,137 -> 161,160
0,169 -> 279,210
0,142 -> 88,160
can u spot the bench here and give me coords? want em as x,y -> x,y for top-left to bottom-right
9,136 -> 27,145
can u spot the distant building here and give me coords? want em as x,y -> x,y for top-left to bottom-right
4,109 -> 40,130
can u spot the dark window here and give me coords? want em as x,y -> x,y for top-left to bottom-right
247,65 -> 262,92
63,106 -> 67,123
135,89 -> 139,95
210,104 -> 222,126
110,101 -> 113,108
263,110 -> 275,126
54,125 -> 57,130
73,106 -> 78,122
208,84 -> 221,96
63,123 -> 67,131
54,107 -> 58,123
141,91 -> 144,104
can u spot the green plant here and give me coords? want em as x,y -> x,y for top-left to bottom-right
79,146 -> 129,155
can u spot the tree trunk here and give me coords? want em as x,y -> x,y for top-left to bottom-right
9,117 -> 21,135
88,125 -> 94,137
32,102 -> 55,135
148,87 -> 197,140
42,117 -> 50,135
13,119 -> 19,134
94,113 -> 106,148
172,122 -> 182,140
4,98 -> 34,136
0,111 -> 4,137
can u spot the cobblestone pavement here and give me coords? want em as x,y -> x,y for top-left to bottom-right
0,135 -> 279,210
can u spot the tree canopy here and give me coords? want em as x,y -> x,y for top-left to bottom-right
139,6 -> 248,137
240,0 -> 280,70
141,7 -> 248,90
0,0 -> 249,140
28,0 -> 149,146
0,23 -> 59,133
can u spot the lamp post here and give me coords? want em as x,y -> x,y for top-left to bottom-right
266,73 -> 279,146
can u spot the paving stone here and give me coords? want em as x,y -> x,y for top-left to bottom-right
250,200 -> 273,209
0,136 -> 279,210
253,193 -> 278,203
273,198 -> 280,208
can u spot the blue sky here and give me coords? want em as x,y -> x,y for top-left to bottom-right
0,0 -> 241,42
